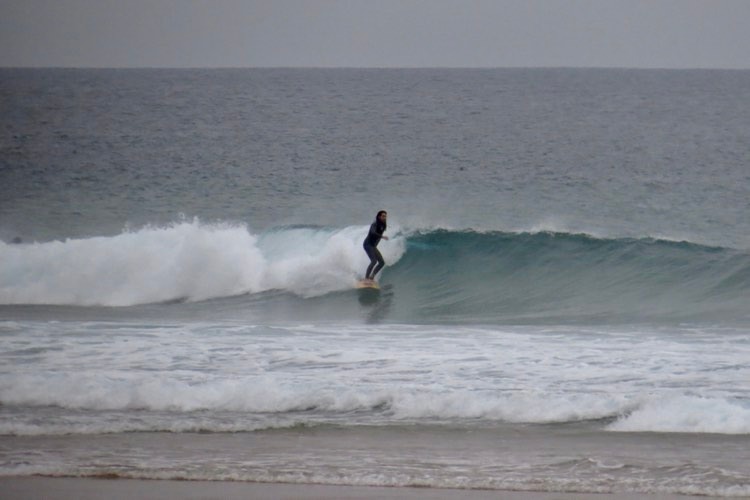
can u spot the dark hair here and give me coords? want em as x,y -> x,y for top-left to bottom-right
376,210 -> 387,218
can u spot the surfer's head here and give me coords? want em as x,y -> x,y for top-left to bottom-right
375,210 -> 387,229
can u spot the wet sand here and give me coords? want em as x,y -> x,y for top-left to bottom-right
0,477 -> 698,499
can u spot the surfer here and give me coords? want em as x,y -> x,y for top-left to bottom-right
363,210 -> 389,281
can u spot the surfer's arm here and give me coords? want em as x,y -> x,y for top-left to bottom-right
368,223 -> 386,238
374,226 -> 388,240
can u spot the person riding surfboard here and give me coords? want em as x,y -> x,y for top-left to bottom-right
363,210 -> 388,282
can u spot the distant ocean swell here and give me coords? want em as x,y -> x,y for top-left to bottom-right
1,220 -> 748,324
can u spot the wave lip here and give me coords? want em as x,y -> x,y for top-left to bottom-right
609,395 -> 750,434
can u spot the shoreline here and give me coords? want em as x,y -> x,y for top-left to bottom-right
0,477 -> 700,500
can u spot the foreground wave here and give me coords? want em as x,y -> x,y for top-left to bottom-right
3,378 -> 749,436
2,320 -> 749,437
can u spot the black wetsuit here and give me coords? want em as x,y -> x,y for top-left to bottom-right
363,219 -> 386,279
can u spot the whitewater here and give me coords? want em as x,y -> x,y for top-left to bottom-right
0,220 -> 407,306
2,67 -> 750,496
3,319 -> 750,436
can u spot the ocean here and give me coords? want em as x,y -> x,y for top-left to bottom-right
1,68 -> 749,496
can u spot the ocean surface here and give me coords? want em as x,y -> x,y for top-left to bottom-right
1,68 -> 750,496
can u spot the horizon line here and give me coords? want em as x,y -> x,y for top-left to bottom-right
2,65 -> 749,71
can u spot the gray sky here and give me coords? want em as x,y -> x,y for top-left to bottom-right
2,0 -> 749,68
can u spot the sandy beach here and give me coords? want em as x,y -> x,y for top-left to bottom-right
0,477 -> 700,500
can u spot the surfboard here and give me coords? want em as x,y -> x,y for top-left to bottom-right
355,279 -> 380,290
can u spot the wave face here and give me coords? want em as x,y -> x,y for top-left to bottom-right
386,230 -> 750,324
2,222 -> 749,325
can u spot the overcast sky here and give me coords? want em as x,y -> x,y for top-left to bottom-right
2,0 -> 749,69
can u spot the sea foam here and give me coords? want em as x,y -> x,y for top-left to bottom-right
0,220 -> 405,306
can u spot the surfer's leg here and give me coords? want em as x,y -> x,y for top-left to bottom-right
364,244 -> 378,279
370,248 -> 385,278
